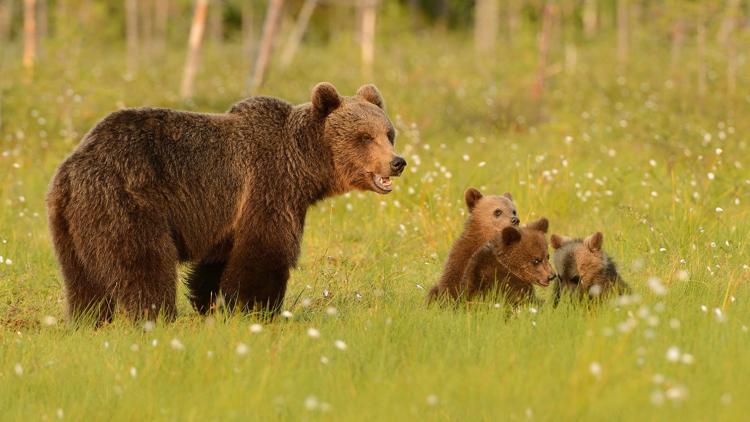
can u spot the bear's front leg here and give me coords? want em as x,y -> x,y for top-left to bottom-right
219,231 -> 297,315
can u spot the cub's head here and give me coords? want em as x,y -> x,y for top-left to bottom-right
465,188 -> 520,238
493,218 -> 555,288
551,232 -> 612,298
312,82 -> 405,195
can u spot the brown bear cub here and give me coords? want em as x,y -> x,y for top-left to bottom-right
456,219 -> 555,306
550,232 -> 631,304
47,82 -> 406,323
427,188 -> 520,303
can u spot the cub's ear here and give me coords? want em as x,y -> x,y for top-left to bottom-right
464,187 -> 483,212
356,84 -> 385,109
584,232 -> 603,252
503,192 -> 513,201
550,234 -> 568,250
312,82 -> 342,116
526,218 -> 549,234
501,226 -> 522,246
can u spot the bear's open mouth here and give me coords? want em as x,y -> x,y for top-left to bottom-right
372,174 -> 394,193
535,278 -> 551,287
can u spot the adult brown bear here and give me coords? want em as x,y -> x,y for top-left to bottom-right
47,83 -> 406,323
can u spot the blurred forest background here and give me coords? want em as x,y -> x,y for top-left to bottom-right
2,0 -> 748,104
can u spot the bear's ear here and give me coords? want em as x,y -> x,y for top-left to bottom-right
501,226 -> 522,247
526,218 -> 549,234
550,234 -> 568,250
357,84 -> 385,109
464,187 -> 483,212
584,232 -> 603,252
503,192 -> 513,201
312,82 -> 342,116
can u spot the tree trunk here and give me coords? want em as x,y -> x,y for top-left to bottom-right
37,0 -> 46,45
250,0 -> 284,94
23,0 -> 36,72
716,0 -> 740,44
669,20 -> 684,74
209,0 -> 223,44
616,0 -> 628,67
280,0 -> 317,67
506,0 -> 519,42
726,32 -> 737,97
125,0 -> 139,74
436,0 -> 448,30
583,0 -> 596,38
697,20 -> 706,98
180,0 -> 208,99
360,0 -> 376,79
0,0 -> 15,43
242,1 -> 254,60
154,0 -> 169,51
474,0 -> 498,53
140,0 -> 153,51
532,3 -> 555,103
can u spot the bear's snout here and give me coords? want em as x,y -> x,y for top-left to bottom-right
390,156 -> 407,175
511,216 -> 520,226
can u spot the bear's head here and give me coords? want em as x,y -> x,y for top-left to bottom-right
465,187 -> 520,230
492,218 -> 554,288
311,82 -> 406,195
551,232 -> 615,298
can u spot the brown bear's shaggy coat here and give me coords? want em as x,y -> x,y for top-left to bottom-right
47,83 -> 405,323
427,188 -> 520,303
430,218 -> 555,306
551,232 -> 631,304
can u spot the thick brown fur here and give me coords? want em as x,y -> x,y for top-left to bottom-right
551,232 -> 631,305
426,188 -> 521,304
47,82 -> 406,323
451,218 -> 555,306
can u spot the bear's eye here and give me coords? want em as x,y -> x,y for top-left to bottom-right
570,275 -> 581,284
494,209 -> 503,218
358,133 -> 373,143
513,209 -> 517,215
531,258 -> 541,265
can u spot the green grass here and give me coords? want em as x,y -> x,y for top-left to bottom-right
1,22 -> 750,421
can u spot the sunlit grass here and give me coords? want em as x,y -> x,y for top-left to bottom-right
1,24 -> 749,420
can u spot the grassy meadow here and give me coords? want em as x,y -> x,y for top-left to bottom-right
1,6 -> 750,421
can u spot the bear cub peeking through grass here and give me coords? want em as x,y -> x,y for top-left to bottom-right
456,218 -> 554,306
551,232 -> 631,304
427,188 -> 555,306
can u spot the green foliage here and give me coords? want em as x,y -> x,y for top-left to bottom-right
1,3 -> 750,420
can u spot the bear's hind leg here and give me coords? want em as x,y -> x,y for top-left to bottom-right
185,261 -> 226,314
49,201 -> 114,325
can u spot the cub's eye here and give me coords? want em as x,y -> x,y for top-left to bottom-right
512,210 -> 517,215
570,275 -> 581,284
359,134 -> 373,143
532,258 -> 541,265
494,209 -> 503,218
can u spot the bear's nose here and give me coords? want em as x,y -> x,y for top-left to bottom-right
511,216 -> 520,225
390,156 -> 407,175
